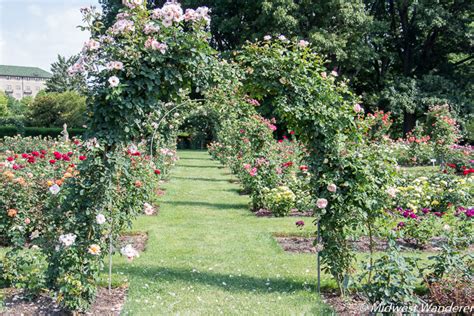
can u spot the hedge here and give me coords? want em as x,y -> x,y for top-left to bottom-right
0,126 -> 86,138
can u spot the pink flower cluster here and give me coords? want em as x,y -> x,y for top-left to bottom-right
145,37 -> 168,54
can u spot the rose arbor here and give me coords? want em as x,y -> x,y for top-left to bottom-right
20,1 -> 216,310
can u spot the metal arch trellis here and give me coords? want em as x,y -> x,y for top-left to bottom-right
149,98 -> 206,160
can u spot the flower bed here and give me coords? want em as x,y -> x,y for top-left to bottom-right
0,136 -> 172,248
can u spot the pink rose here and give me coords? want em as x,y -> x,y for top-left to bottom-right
327,184 -> 337,193
316,198 -> 328,209
354,103 -> 363,113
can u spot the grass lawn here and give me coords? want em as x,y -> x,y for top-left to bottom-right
116,150 -> 333,315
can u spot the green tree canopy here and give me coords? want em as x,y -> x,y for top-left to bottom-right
27,91 -> 86,127
99,0 -> 473,136
45,54 -> 88,94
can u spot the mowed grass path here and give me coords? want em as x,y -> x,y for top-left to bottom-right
118,150 -> 332,315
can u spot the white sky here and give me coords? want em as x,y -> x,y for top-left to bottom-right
0,0 -> 99,72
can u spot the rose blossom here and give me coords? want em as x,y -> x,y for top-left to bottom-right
316,198 -> 328,209
354,103 -> 363,113
96,214 -> 106,225
143,23 -> 160,34
108,76 -> 120,87
106,61 -> 124,70
327,184 -> 337,193
121,244 -> 140,261
49,184 -> 61,195
386,187 -> 397,198
83,39 -> 100,51
298,40 -> 309,48
144,202 -> 155,215
88,244 -> 101,255
59,233 -> 77,247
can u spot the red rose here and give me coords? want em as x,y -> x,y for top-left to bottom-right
21,153 -> 29,159
67,151 -> 73,157
40,149 -> 47,155
31,151 -> 40,157
7,157 -> 14,162
62,154 -> 71,161
49,159 -> 56,164
79,156 -> 87,161
13,164 -> 20,170
154,169 -> 161,175
53,152 -> 62,159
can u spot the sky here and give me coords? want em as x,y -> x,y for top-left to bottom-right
0,0 -> 100,72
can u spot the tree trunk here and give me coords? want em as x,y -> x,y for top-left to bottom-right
403,110 -> 416,135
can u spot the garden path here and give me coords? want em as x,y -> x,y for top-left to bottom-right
117,150 -> 332,315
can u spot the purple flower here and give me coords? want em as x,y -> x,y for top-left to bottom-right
397,222 -> 405,229
422,208 -> 430,214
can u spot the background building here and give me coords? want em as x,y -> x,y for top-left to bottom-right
0,65 -> 52,100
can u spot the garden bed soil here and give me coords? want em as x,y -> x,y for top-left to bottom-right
275,236 -> 316,253
118,232 -> 148,252
1,286 -> 127,315
255,208 -> 314,217
275,236 -> 473,253
322,292 -> 368,315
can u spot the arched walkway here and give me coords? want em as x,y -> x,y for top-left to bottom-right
118,150 -> 333,315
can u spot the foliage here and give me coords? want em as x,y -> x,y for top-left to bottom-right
262,186 -> 296,217
45,54 -> 88,94
1,2 -> 217,311
387,172 -> 473,246
235,38 -> 398,293
0,91 -> 8,117
0,135 -> 171,309
0,126 -> 86,138
27,91 -> 87,128
424,104 -> 462,164
0,249 -> 47,299
100,0 -> 474,135
360,236 -> 420,307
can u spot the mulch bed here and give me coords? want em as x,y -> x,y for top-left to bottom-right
118,232 -> 148,252
322,292 -> 369,315
275,236 -> 316,253
1,286 -> 128,315
255,208 -> 314,217
275,235 -> 473,253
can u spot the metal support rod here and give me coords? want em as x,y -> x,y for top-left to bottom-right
317,219 -> 321,293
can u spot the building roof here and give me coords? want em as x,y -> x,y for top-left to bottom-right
0,65 -> 52,78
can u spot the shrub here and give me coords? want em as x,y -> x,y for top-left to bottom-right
360,238 -> 420,307
263,186 -> 296,217
27,91 -> 86,128
1,249 -> 47,299
0,126 -> 86,139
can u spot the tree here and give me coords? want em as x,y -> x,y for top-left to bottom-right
0,91 -> 8,117
27,91 -> 86,127
99,0 -> 473,136
45,54 -> 88,94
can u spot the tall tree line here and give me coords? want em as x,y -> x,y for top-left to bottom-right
99,0 -> 473,137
